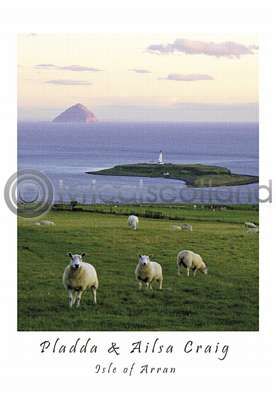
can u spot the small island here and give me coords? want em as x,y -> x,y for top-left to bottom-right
86,163 -> 259,187
53,103 -> 97,123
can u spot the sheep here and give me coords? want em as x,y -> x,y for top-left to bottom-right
135,255 -> 163,290
181,223 -> 193,232
62,253 -> 99,308
171,224 -> 182,231
128,215 -> 139,230
245,222 -> 257,229
177,250 -> 208,277
40,220 -> 55,226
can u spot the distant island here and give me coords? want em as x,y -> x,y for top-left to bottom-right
86,163 -> 259,187
53,103 -> 97,123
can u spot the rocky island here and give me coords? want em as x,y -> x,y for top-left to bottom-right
86,163 -> 259,188
53,103 -> 97,123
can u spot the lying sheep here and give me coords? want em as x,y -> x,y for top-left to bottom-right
177,250 -> 208,277
35,220 -> 55,226
128,215 -> 139,230
135,255 -> 163,290
171,224 -> 182,231
245,222 -> 257,229
63,253 -> 99,307
181,223 -> 193,232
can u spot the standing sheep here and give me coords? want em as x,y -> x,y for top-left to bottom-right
135,255 -> 163,290
63,253 -> 99,307
128,215 -> 139,230
177,250 -> 208,277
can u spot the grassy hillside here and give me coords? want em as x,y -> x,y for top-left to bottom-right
87,163 -> 259,187
18,205 -> 259,331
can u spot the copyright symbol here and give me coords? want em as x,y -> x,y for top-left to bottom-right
4,169 -> 54,218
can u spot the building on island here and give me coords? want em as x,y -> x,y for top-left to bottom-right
158,150 -> 164,164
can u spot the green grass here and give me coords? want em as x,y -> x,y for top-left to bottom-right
61,203 -> 259,225
18,205 -> 259,331
87,163 -> 259,187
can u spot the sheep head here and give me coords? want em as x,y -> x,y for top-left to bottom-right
139,255 -> 150,267
67,253 -> 86,270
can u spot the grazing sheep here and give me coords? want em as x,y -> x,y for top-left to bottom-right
177,250 -> 208,277
63,253 -> 99,307
245,222 -> 257,229
181,223 -> 193,232
128,215 -> 139,230
135,255 -> 163,290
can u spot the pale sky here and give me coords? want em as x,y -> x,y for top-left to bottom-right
18,33 -> 258,122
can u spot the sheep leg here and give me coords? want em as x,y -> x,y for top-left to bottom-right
75,290 -> 83,308
159,278 -> 163,290
177,264 -> 181,276
145,281 -> 152,290
138,281 -> 142,290
72,291 -> 78,306
187,268 -> 190,277
68,289 -> 74,308
91,287 -> 97,304
193,269 -> 197,277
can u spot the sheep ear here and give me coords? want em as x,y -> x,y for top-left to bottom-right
81,253 -> 86,258
138,254 -> 142,258
67,252 -> 73,258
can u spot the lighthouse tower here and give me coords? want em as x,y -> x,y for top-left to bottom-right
158,150 -> 164,164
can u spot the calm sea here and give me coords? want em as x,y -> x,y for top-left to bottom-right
18,121 -> 259,204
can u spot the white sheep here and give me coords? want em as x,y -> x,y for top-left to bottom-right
177,250 -> 208,277
245,222 -> 257,229
135,255 -> 163,290
63,253 -> 99,307
171,224 -> 182,231
128,215 -> 139,230
181,223 -> 193,232
39,220 -> 55,226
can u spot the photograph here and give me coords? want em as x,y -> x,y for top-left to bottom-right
17,33 -> 259,331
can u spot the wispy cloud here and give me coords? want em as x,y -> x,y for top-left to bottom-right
36,64 -> 56,69
147,38 -> 258,58
45,80 -> 92,86
129,68 -> 151,74
160,73 -> 214,82
35,64 -> 102,72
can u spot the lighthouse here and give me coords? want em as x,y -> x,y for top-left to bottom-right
158,150 -> 164,164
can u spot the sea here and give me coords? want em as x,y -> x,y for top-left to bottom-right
18,121 -> 259,205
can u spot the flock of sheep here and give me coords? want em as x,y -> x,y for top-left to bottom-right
31,212 -> 257,308
62,215 -> 258,308
62,214 -> 208,308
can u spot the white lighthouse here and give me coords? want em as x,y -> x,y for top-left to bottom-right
158,150 -> 164,164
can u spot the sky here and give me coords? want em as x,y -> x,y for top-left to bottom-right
18,33 -> 258,122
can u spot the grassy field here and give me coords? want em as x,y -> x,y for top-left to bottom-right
18,204 -> 259,331
87,163 -> 259,187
